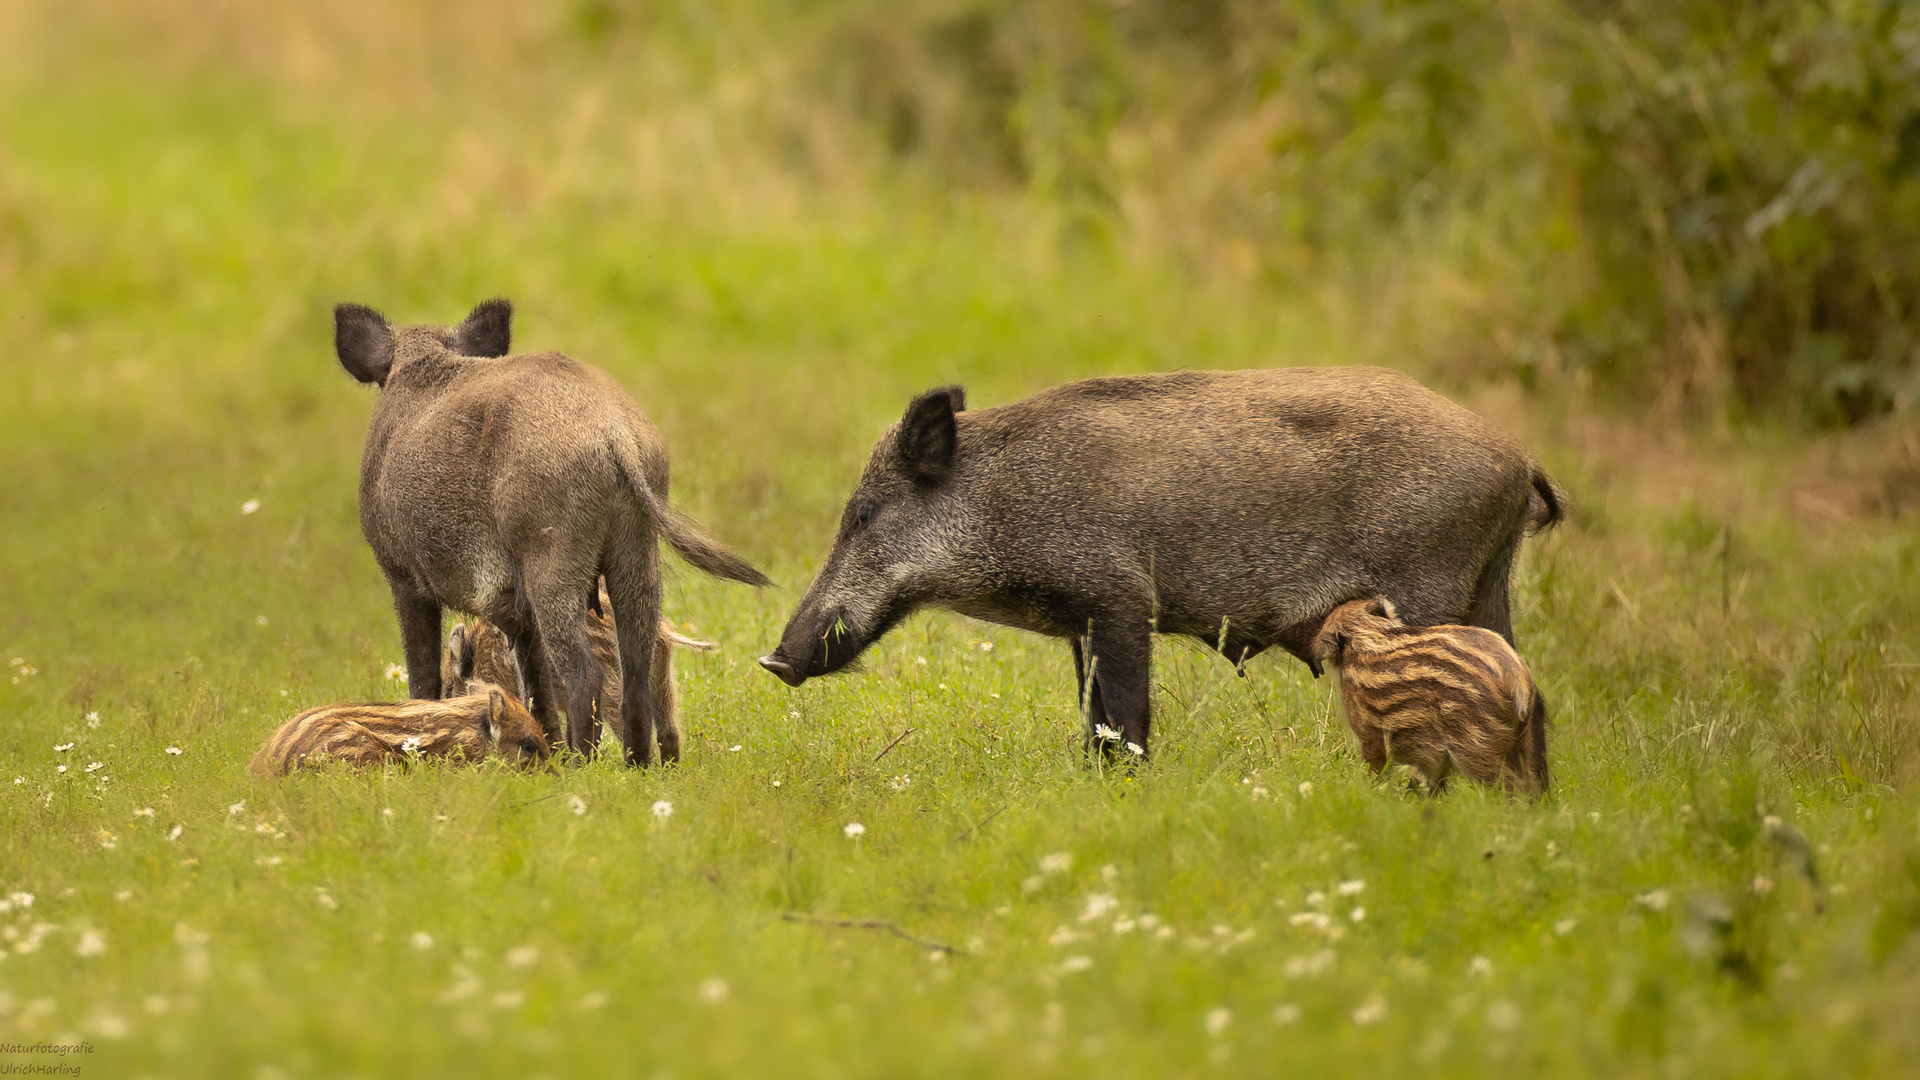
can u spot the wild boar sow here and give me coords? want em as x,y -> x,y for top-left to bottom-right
335,298 -> 769,765
760,367 -> 1562,757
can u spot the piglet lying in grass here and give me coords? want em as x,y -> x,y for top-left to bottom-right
442,579 -> 714,761
250,684 -> 550,776
1313,597 -> 1549,795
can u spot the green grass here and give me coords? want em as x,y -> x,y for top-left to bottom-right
3,27 -> 1919,1080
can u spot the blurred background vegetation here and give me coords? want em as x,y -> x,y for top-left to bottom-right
8,0 -> 1920,433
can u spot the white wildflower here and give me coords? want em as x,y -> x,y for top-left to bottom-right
1352,996 -> 1387,1026
55,765 -> 66,774
240,498 -> 260,515
1486,1000 -> 1520,1032
1048,926 -> 1080,946
1125,742 -> 1145,757
1250,786 -> 1270,801
568,795 -> 588,816
1039,852 -> 1073,875
1634,889 -> 1670,912
843,822 -> 866,839
54,743 -> 73,753
1092,724 -> 1121,742
315,889 -> 338,911
1273,1003 -> 1301,1025
384,663 -> 406,681
1020,875 -> 1044,894
1336,880 -> 1366,896
410,932 -> 433,951
979,641 -> 994,652
114,890 -> 132,902
1753,875 -> 1775,896
133,807 -> 154,818
492,990 -> 525,1009
11,778 -> 20,785
227,801 -> 246,815
1283,950 -> 1337,978
7,892 -> 32,909
255,855 -> 282,867
914,657 -> 927,666
1350,907 -> 1366,923
1554,918 -> 1577,936
888,775 -> 911,791
86,712 -> 100,729
506,946 -> 539,968
75,929 -> 106,957
652,800 -> 673,820
165,825 -> 183,841
1298,781 -> 1314,796
1205,1007 -> 1233,1037
697,978 -> 730,1004
84,762 -> 103,774
255,615 -> 268,627
98,832 -> 117,849
1112,917 -> 1137,934
729,744 -> 742,752
1305,891 -> 1328,910
1079,894 -> 1119,923
1468,955 -> 1493,977
1058,955 -> 1093,974
165,747 -> 182,756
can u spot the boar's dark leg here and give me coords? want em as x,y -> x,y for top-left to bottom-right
507,626 -> 563,748
392,585 -> 443,702
1463,532 -> 1520,645
604,544 -> 663,768
1080,613 -> 1154,758
524,565 -> 606,759
1071,636 -> 1117,762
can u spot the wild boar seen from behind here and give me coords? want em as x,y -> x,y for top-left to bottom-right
760,367 -> 1563,759
1312,596 -> 1549,794
335,298 -> 768,766
442,579 -> 715,761
250,685 -> 550,776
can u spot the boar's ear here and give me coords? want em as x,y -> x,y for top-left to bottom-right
454,298 -> 512,357
900,385 -> 965,484
484,689 -> 508,743
334,304 -> 395,386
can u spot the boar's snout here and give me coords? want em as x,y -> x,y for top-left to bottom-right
758,654 -> 807,687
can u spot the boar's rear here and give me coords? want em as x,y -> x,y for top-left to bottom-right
762,366 -> 1564,760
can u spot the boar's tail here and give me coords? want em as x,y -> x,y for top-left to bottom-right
1526,466 -> 1566,534
1521,685 -> 1551,795
618,460 -> 772,588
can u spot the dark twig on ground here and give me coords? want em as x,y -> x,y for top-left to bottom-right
950,804 -> 1007,843
779,911 -> 959,954
873,726 -> 915,763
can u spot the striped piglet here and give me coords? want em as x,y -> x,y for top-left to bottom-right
442,580 -> 714,761
1312,597 -> 1549,794
250,684 -> 550,776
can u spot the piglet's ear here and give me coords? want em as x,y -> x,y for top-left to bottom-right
900,385 -> 965,484
1371,596 -> 1398,620
334,303 -> 395,386
454,298 -> 513,357
485,690 -> 507,743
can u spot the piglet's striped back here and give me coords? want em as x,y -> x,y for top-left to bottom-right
1314,597 -> 1548,794
250,686 -> 548,777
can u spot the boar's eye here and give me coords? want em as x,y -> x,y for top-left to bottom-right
520,737 -> 543,756
843,497 -> 879,533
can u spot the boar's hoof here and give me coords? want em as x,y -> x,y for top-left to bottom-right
758,655 -> 806,687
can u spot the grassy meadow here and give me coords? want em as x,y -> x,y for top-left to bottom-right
2,3 -> 1919,1077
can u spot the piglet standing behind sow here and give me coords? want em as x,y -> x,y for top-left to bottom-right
443,579 -> 714,761
1312,597 -> 1548,794
250,685 -> 550,776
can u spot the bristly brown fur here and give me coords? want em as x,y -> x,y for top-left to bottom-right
1313,597 -> 1550,795
442,579 -> 713,762
250,683 -> 550,777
